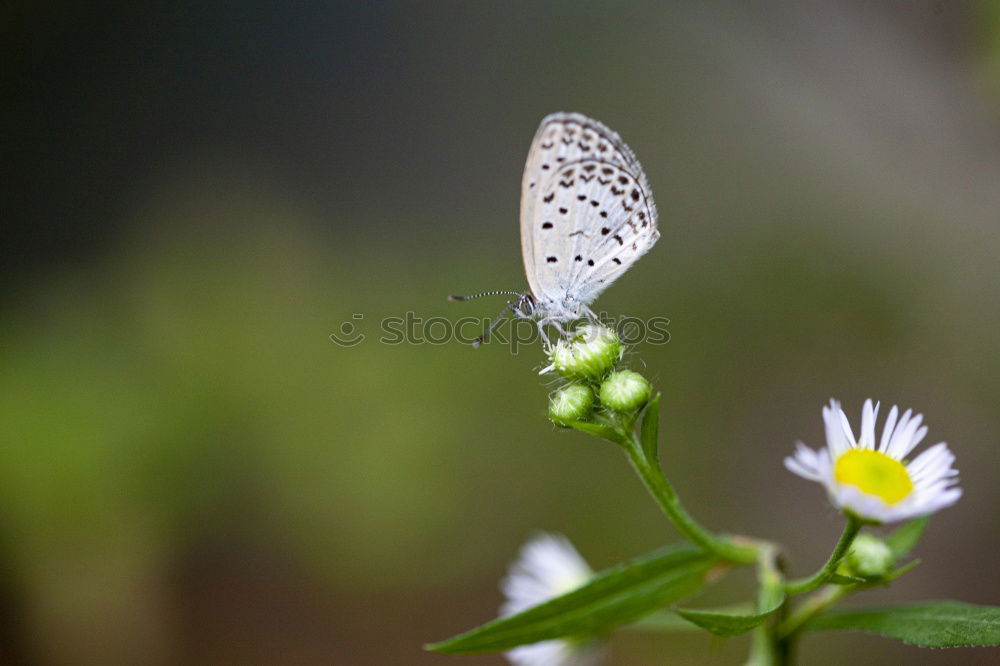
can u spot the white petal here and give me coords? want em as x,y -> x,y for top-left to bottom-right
878,405 -> 899,453
831,484 -> 895,523
506,640 -> 603,666
901,425 -> 929,459
859,399 -> 878,449
890,412 -> 924,459
921,487 -> 963,513
784,443 -> 824,481
838,409 -> 857,448
906,442 -> 954,484
886,409 -> 921,459
501,533 -> 592,617
823,400 -> 851,456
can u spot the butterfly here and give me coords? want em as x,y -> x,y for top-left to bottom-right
451,112 -> 660,347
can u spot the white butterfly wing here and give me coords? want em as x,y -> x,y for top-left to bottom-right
520,112 -> 659,311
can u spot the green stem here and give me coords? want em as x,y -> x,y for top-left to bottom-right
748,545 -> 785,665
784,517 -> 862,596
778,584 -> 850,639
622,433 -> 757,564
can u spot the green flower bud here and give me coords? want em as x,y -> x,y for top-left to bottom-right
844,533 -> 895,578
548,384 -> 595,426
549,325 -> 622,381
599,370 -> 651,413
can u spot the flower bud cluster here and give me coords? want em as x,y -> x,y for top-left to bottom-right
547,325 -> 652,427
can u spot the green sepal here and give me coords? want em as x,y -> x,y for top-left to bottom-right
427,544 -> 721,654
804,600 -> 1000,647
863,559 -> 919,586
885,516 -> 929,558
884,559 -> 919,581
827,573 -> 868,586
639,393 -> 661,463
676,594 -> 784,637
831,560 -> 919,588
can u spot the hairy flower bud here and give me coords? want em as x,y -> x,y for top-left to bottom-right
844,533 -> 895,578
599,370 -> 651,413
549,325 -> 622,381
548,384 -> 595,426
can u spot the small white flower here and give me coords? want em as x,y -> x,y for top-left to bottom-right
500,533 -> 603,666
785,399 -> 961,524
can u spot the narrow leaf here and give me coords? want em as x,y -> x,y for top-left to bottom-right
428,544 -> 720,654
885,516 -> 929,558
567,419 -> 626,444
677,594 -> 784,637
639,393 -> 661,462
806,600 -> 1000,648
628,608 -> 748,632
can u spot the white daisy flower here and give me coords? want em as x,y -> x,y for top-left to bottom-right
785,399 -> 961,524
500,533 -> 603,666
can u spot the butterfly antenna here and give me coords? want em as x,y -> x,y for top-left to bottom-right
448,290 -> 522,302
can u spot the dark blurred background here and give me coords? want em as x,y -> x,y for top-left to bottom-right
3,1 -> 1000,664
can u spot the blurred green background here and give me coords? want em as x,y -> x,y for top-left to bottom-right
3,1 -> 1000,664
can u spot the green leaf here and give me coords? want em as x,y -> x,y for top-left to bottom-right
885,516 -> 929,558
566,419 -> 626,444
639,393 -> 661,462
427,544 -> 721,654
677,594 -> 784,637
806,600 -> 1000,648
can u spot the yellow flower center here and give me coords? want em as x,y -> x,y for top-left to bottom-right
834,449 -> 914,505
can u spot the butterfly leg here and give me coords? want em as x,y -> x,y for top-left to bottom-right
535,320 -> 553,351
473,302 -> 517,348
